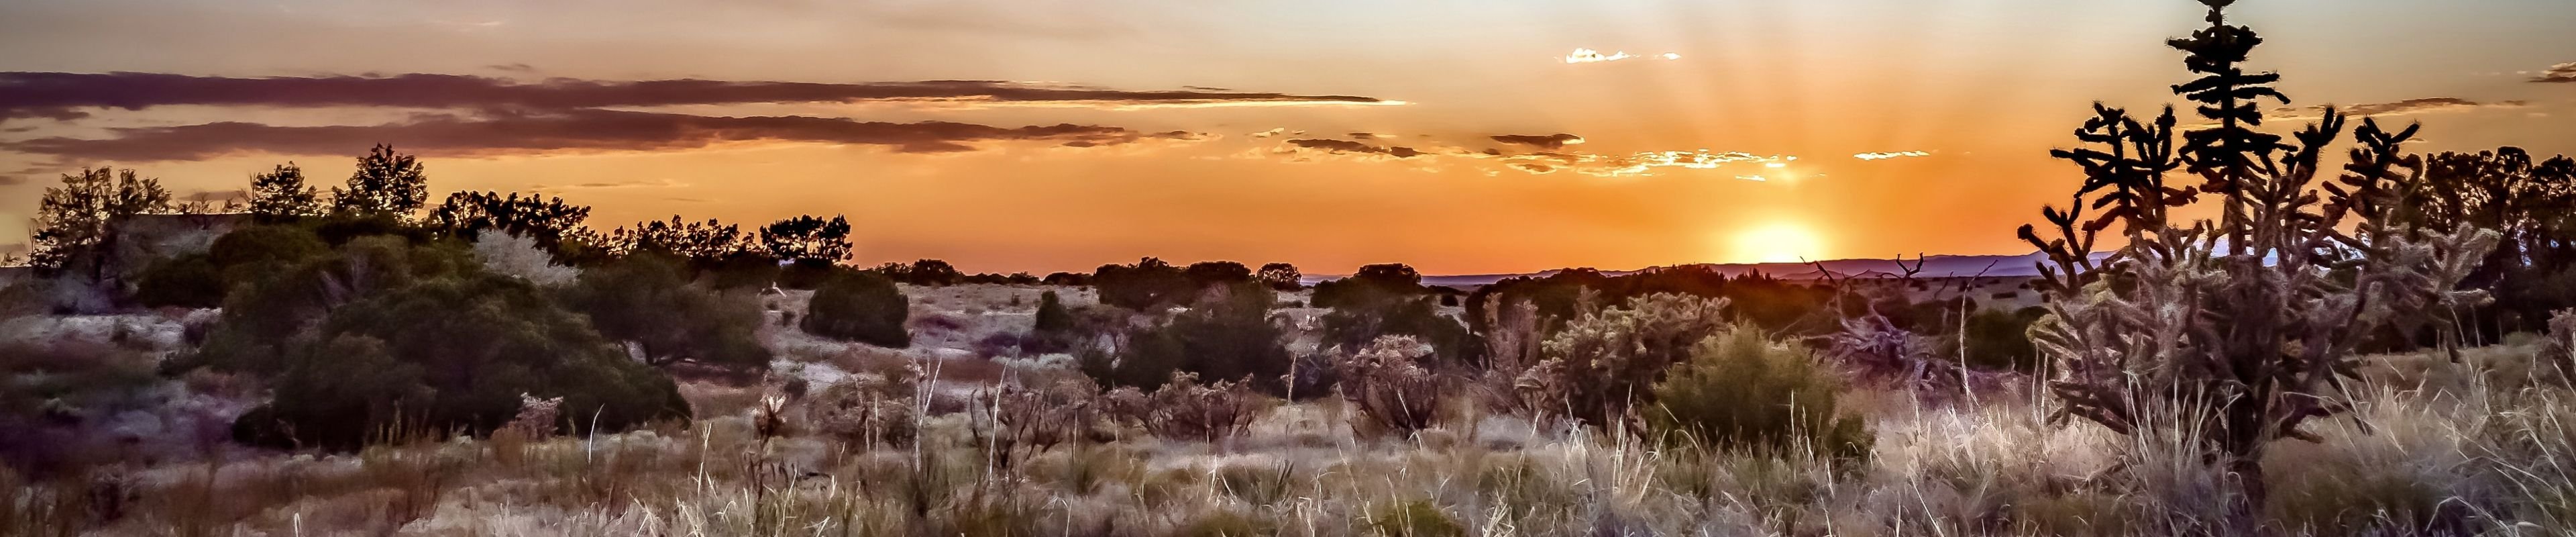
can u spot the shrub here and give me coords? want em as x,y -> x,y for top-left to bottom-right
1129,373 -> 1267,443
1646,328 -> 1872,459
1519,293 -> 1731,427
802,271 -> 912,348
1087,283 -> 1289,393
471,232 -> 578,287
1337,336 -> 1445,438
1959,307 -> 2047,372
231,273 -> 692,450
130,253 -> 224,308
559,254 -> 771,371
804,369 -> 919,448
1366,499 -> 1464,537
1093,257 -> 1192,311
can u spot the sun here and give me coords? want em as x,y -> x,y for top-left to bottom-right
1732,223 -> 1826,264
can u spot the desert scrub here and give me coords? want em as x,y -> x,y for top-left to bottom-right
1647,328 -> 1872,460
1520,293 -> 1731,428
801,270 -> 912,348
1336,335 -> 1444,438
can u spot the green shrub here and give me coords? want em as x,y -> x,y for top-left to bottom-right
231,273 -> 690,450
802,271 -> 912,348
559,254 -> 771,371
131,253 -> 223,308
1960,307 -> 2047,372
1521,293 -> 1731,427
1647,328 -> 1871,460
1087,283 -> 1287,393
1366,499 -> 1464,537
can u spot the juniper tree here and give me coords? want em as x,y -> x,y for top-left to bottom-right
246,163 -> 324,222
331,144 -> 429,219
29,167 -> 172,277
2022,0 -> 2499,503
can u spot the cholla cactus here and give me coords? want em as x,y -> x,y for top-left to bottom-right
1134,372 -> 1267,443
803,371 -> 920,448
1336,336 -> 1444,437
2021,0 -> 2500,501
996,377 -> 1116,454
1519,293 -> 1730,428
503,393 -> 563,438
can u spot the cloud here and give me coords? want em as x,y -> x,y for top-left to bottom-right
2531,62 -> 2576,83
1564,48 -> 1680,64
1489,133 -> 1585,150
487,63 -> 537,73
2273,97 -> 2529,119
1854,151 -> 1932,160
1285,138 -> 1423,158
0,72 -> 1401,120
2,109 -> 1195,161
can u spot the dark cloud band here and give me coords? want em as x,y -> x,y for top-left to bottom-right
0,72 -> 1397,120
2,109 -> 1195,161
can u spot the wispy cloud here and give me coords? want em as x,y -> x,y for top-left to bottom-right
2273,97 -> 2528,119
0,72 -> 1401,121
1489,133 -> 1584,150
1854,150 -> 1932,160
2,109 -> 1199,161
1284,138 -> 1423,158
1564,48 -> 1680,64
2530,62 -> 2576,83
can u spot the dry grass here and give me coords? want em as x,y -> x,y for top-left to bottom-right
11,332 -> 2575,536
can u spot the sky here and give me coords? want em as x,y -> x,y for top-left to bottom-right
1,0 -> 2571,275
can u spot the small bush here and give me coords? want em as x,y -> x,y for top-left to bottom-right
1366,499 -> 1464,537
1520,293 -> 1731,427
559,254 -> 771,371
1960,307 -> 2047,372
1124,373 -> 1267,443
1648,328 -> 1872,460
130,253 -> 224,308
802,367 -> 920,448
802,271 -> 912,348
1337,336 -> 1444,438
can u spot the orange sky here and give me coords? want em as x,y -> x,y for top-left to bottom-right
3,0 -> 2571,275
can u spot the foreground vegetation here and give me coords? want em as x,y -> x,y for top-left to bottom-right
7,0 -> 2576,535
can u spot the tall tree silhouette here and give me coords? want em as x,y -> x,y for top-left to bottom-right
246,163 -> 324,222
759,215 -> 853,263
331,144 -> 429,219
427,191 -> 594,251
30,167 -> 173,277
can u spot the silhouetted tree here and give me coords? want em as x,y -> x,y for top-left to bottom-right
1185,261 -> 1253,287
1093,257 -> 1193,311
1258,262 -> 1303,290
29,167 -> 172,277
246,163 -> 324,222
427,191 -> 594,252
331,144 -> 429,219
612,215 -> 751,262
803,271 -> 911,348
759,215 -> 853,264
559,254 -> 771,371
906,259 -> 963,286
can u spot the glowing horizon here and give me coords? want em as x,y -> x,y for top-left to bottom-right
1,0 -> 2571,275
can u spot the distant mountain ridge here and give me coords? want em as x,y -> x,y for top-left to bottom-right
1307,252 -> 2060,287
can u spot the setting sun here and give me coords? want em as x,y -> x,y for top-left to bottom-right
1732,223 -> 1826,264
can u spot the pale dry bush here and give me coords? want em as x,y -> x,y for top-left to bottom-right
800,367 -> 920,449
1518,293 -> 1730,428
1336,335 -> 1444,438
471,232 -> 577,287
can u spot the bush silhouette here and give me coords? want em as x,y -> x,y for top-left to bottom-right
560,253 -> 771,371
803,271 -> 912,348
1648,328 -> 1871,460
229,273 -> 691,450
